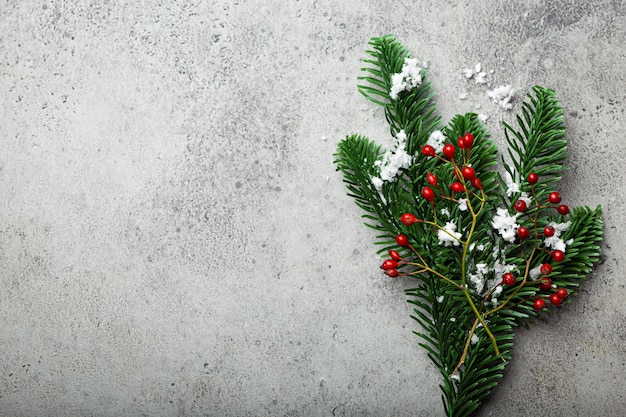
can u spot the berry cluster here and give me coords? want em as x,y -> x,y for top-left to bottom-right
378,131 -> 574,365
379,132 -> 485,283
509,171 -> 573,310
380,248 -> 404,278
420,133 -> 483,204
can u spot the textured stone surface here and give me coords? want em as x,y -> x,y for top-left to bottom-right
0,1 -> 624,416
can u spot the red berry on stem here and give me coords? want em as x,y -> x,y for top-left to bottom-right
385,269 -> 400,278
471,178 -> 482,189
517,226 -> 530,240
450,182 -> 465,193
461,166 -> 476,180
389,250 -> 402,261
539,277 -> 552,290
502,272 -> 516,286
381,259 -> 399,270
548,191 -> 561,204
540,263 -> 553,275
396,234 -> 410,247
514,200 -> 528,213
543,225 -> 555,237
421,186 -> 435,202
421,145 -> 436,157
557,204 -> 570,215
401,213 -> 419,226
443,144 -> 456,159
463,133 -> 474,148
427,173 -> 438,186
527,172 -> 539,185
552,250 -> 565,262
534,298 -> 547,310
549,293 -> 562,306
556,288 -> 569,299
457,136 -> 466,149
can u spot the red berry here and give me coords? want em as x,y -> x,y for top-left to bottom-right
502,272 -> 516,286
543,225 -> 555,237
389,250 -> 402,261
385,269 -> 400,278
471,178 -> 482,189
549,293 -> 562,306
401,213 -> 419,226
457,136 -> 466,149
450,182 -> 465,193
443,144 -> 456,159
396,234 -> 410,247
421,186 -> 435,202
540,263 -> 553,275
517,226 -> 530,240
463,133 -> 474,148
557,204 -> 570,215
427,173 -> 438,186
539,277 -> 552,290
527,172 -> 539,185
514,200 -> 527,213
421,145 -> 436,157
461,166 -> 476,180
556,288 -> 569,299
381,259 -> 398,270
534,298 -> 547,310
548,191 -> 561,204
552,250 -> 565,262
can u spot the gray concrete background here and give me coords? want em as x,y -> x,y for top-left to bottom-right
1,1 -> 624,416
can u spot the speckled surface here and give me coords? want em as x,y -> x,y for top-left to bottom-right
0,1 -> 624,416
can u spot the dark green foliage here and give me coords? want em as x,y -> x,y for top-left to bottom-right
333,35 -> 603,416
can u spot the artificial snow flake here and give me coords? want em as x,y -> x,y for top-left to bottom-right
468,263 -> 489,294
390,58 -> 423,100
458,198 -> 468,211
427,130 -> 446,154
504,172 -> 520,197
492,259 -> 517,279
544,221 -> 572,252
440,208 -> 451,217
462,62 -> 488,84
487,84 -> 516,110
491,285 -> 503,306
371,176 -> 384,191
471,333 -> 479,345
492,207 -> 520,243
529,265 -> 542,280
437,295 -> 445,303
438,221 -> 462,247
373,130 -> 412,184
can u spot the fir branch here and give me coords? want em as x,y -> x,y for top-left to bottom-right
333,134 -> 399,234
358,34 -> 440,155
499,86 -> 568,204
334,35 -> 603,417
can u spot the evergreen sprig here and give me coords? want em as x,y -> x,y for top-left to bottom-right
333,35 -> 603,416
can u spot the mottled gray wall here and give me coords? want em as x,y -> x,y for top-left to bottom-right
1,1 -> 624,416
